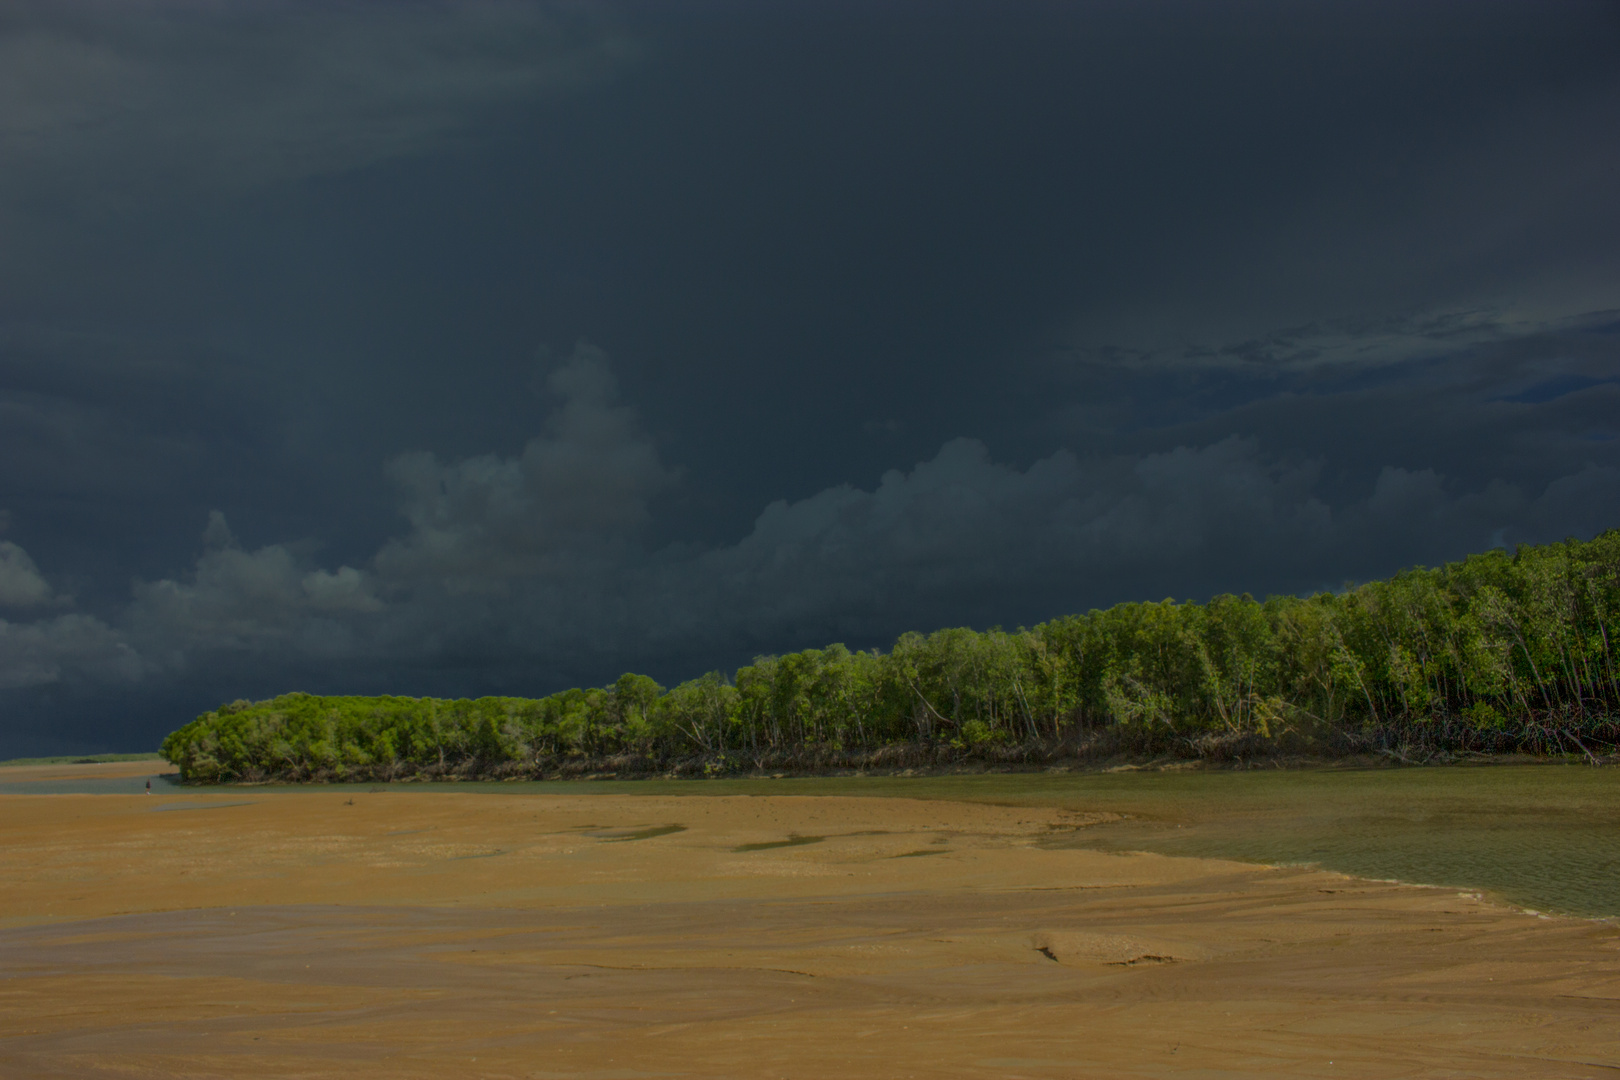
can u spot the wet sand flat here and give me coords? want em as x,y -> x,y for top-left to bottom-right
1,773 -> 1618,1078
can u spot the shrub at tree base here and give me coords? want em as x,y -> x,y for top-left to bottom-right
160,532 -> 1620,783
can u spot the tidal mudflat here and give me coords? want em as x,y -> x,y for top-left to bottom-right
2,760 -> 1617,1078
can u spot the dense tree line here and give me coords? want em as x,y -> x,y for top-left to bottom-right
161,532 -> 1620,782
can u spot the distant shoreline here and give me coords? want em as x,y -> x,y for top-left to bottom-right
0,752 -> 163,769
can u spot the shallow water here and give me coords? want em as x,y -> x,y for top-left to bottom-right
1010,765 -> 1620,919
10,763 -> 1618,917
776,765 -> 1620,917
459,764 -> 1620,918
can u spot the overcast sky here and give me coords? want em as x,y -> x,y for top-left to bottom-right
3,0 -> 1618,756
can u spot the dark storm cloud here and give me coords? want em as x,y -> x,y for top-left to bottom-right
1053,312 -> 1620,515
0,0 -> 636,193
1,1 -> 1618,753
0,0 -> 644,603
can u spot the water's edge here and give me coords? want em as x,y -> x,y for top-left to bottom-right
5,761 -> 1616,919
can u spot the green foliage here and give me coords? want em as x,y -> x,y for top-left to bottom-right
160,531 -> 1620,781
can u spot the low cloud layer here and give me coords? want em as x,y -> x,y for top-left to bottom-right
377,347 -> 678,589
3,342 -> 1613,705
0,540 -> 57,608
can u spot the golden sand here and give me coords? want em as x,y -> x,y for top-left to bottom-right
1,761 -> 1616,1078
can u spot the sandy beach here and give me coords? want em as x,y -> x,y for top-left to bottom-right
2,760 -> 1617,1078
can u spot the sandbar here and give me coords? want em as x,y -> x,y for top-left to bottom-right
1,762 -> 1617,1078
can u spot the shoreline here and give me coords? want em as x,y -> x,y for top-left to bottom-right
8,755 -> 1619,920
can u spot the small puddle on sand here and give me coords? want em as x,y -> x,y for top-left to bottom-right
152,801 -> 256,812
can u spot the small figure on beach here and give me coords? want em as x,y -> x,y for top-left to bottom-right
145,779 -> 151,794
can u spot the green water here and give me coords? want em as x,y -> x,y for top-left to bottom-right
10,764 -> 1617,918
1005,765 -> 1620,919
457,764 -> 1620,918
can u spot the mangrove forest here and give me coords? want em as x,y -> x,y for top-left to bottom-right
161,531 -> 1620,782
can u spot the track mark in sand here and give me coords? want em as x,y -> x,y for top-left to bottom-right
597,824 -> 687,843
1107,954 -> 1178,967
567,961 -> 823,979
890,849 -> 949,858
733,834 -> 824,852
734,828 -> 891,852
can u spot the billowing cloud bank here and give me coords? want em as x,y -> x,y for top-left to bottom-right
4,341 -> 1615,698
